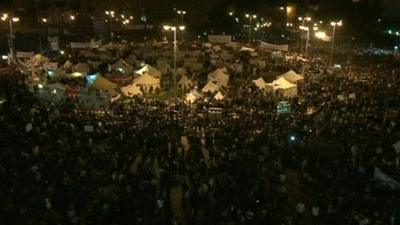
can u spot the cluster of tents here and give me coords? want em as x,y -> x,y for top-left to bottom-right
253,70 -> 304,98
17,51 -> 167,99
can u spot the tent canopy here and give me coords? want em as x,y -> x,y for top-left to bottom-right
87,73 -> 117,96
121,83 -> 143,96
111,59 -> 133,74
253,77 -> 267,89
214,91 -> 224,100
134,73 -> 160,85
136,64 -> 161,78
185,90 -> 202,103
271,77 -> 297,89
202,81 -> 219,93
208,68 -> 229,88
278,70 -> 304,83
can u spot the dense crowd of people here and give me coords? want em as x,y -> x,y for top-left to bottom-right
0,42 -> 399,225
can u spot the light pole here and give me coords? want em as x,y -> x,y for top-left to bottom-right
105,10 -> 115,43
298,17 -> 311,54
329,20 -> 342,66
164,25 -> 185,94
1,14 -> 19,60
246,14 -> 257,43
40,18 -> 47,51
177,10 -> 186,41
299,26 -> 310,58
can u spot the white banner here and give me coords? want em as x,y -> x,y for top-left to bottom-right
16,51 -> 34,58
260,42 -> 289,52
208,35 -> 232,43
70,42 -> 91,49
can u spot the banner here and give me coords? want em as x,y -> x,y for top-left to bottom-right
208,35 -> 232,43
260,42 -> 289,52
70,42 -> 91,49
16,51 -> 34,58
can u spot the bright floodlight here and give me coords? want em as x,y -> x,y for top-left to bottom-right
163,25 -> 170,30
70,15 -> 75,20
279,6 -> 284,10
313,27 -> 318,31
105,11 -> 109,15
42,18 -> 47,23
299,26 -> 308,31
229,12 -> 233,16
130,16 -> 133,19
121,14 -> 125,18
253,15 -> 257,18
305,17 -> 311,21
315,31 -> 328,39
12,17 -> 19,22
60,50 -> 65,55
245,14 -> 250,18
298,17 -> 303,21
331,20 -> 343,26
179,26 -> 185,31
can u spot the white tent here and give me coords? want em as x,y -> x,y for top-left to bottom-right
178,75 -> 194,89
202,81 -> 219,93
133,73 -> 161,93
111,59 -> 133,74
208,68 -> 229,88
253,77 -> 267,90
88,74 -> 118,96
185,90 -> 202,104
268,77 -> 298,97
278,70 -> 304,83
136,64 -> 162,78
73,63 -> 90,74
214,91 -> 224,100
121,83 -> 143,96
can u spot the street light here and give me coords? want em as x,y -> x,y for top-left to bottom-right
229,11 -> 234,16
1,13 -> 19,60
299,26 -> 310,58
177,10 -> 187,41
164,25 -> 185,93
70,15 -> 75,21
39,18 -> 48,51
329,20 -> 343,66
245,13 -> 257,43
105,10 -> 115,43
298,16 -> 312,54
